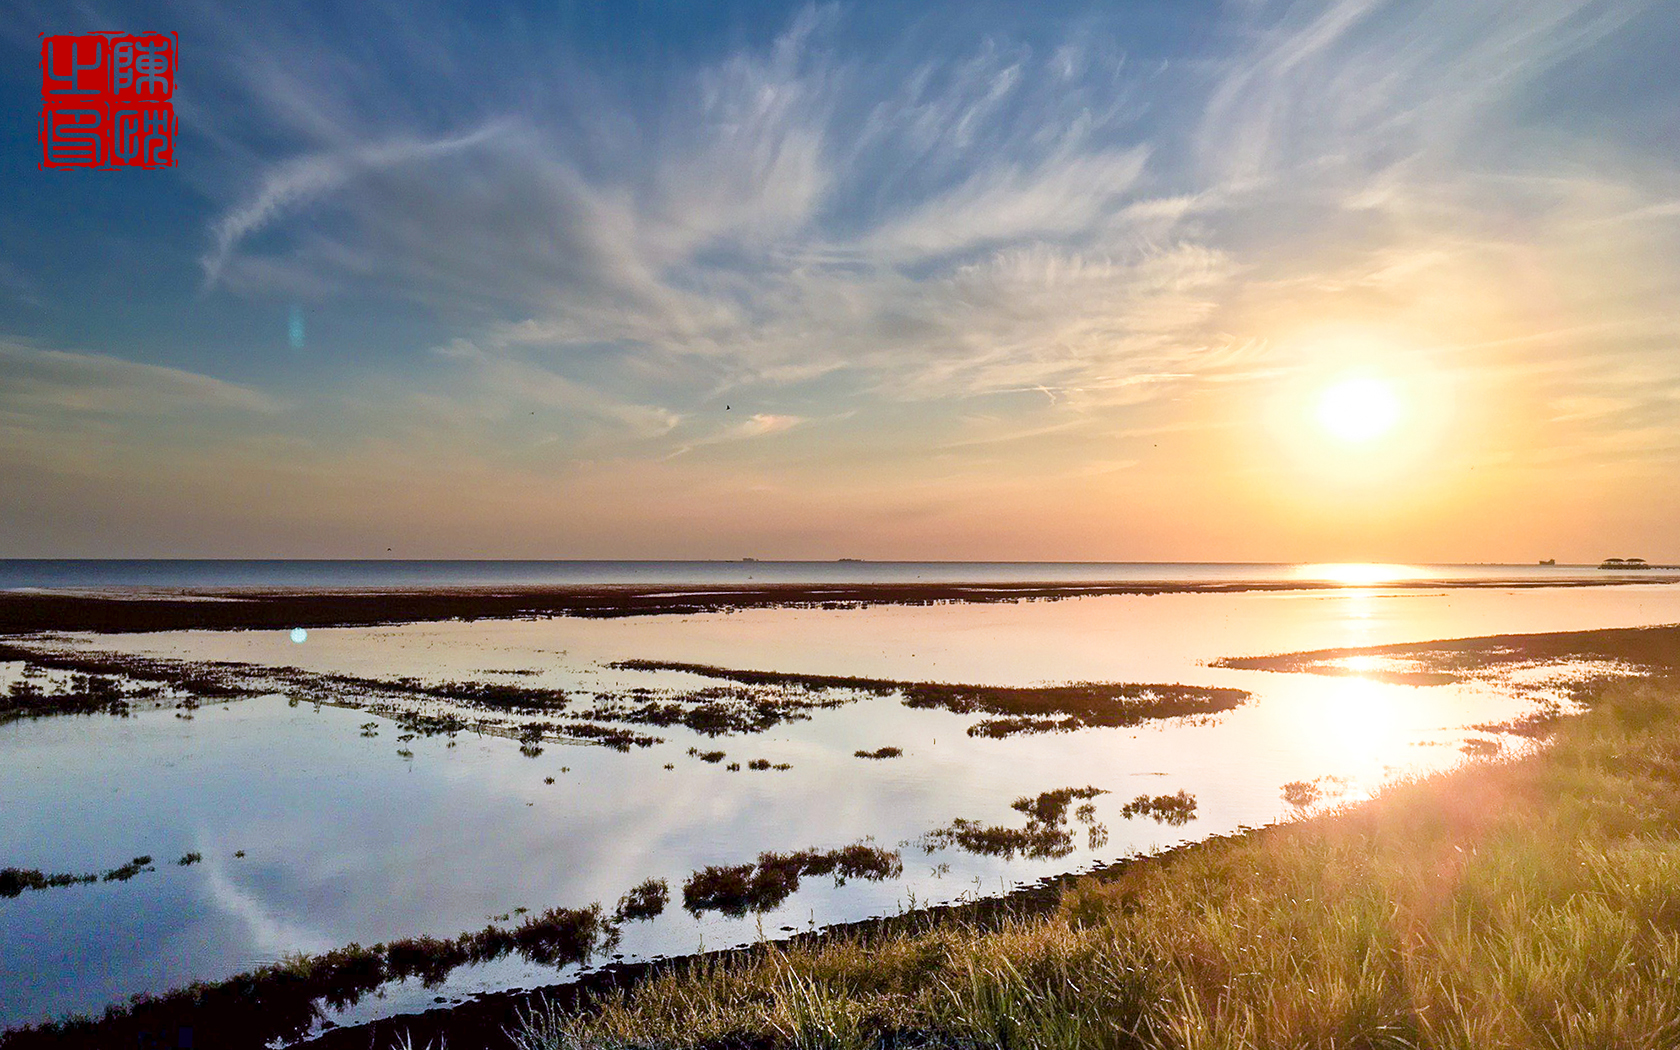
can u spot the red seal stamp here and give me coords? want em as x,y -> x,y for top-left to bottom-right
41,32 -> 177,169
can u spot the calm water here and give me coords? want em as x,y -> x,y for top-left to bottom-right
2,558 -> 1674,590
4,577 -> 1680,1034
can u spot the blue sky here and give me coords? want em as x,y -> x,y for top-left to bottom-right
2,0 -> 1678,559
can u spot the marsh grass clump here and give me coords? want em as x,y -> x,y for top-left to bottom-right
614,879 -> 669,922
557,722 -> 659,751
934,673 -> 1249,736
688,747 -> 726,763
967,715 -> 1082,737
1,851 -> 169,897
577,683 -> 837,737
747,758 -> 772,770
101,856 -> 154,883
1461,736 -> 1503,756
611,660 -> 1248,737
853,746 -> 903,759
1,673 -> 132,722
920,818 -> 1075,860
1119,790 -> 1198,826
918,786 -> 1108,861
682,864 -> 756,915
1011,786 -> 1106,825
421,680 -> 571,712
1281,779 -> 1322,808
0,867 -> 96,897
501,677 -> 1680,1050
0,902 -> 610,1050
682,844 -> 903,917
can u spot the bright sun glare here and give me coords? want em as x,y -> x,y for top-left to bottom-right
1317,378 -> 1400,443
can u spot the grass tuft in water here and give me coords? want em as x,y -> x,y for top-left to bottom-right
1011,786 -> 1105,825
613,879 -> 670,923
682,844 -> 903,917
1118,790 -> 1198,826
0,903 -> 611,1049
1,674 -> 133,722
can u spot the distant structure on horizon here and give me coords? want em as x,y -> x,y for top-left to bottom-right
1539,559 -> 1555,565
1598,557 -> 1651,570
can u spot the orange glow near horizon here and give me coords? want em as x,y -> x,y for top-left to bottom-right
1296,563 -> 1429,586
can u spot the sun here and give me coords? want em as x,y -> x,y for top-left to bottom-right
1317,377 -> 1401,443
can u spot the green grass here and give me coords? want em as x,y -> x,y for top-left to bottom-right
511,676 -> 1680,1050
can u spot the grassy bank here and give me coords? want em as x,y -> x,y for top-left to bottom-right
513,676 -> 1680,1050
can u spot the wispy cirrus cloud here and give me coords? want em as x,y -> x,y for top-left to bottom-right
0,341 -> 282,419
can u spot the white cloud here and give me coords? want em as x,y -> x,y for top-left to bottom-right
180,0 -> 1680,483
0,341 -> 283,418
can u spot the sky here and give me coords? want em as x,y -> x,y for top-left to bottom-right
2,0 -> 1678,562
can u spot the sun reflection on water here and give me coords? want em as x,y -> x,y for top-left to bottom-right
1314,676 -> 1403,776
1337,654 -> 1385,673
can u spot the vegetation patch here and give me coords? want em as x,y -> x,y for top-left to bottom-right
1011,786 -> 1106,825
919,786 -> 1111,861
1,674 -> 135,722
919,818 -> 1075,860
0,853 -> 162,898
682,844 -> 903,917
1118,790 -> 1198,826
613,879 -> 669,923
613,660 -> 1248,736
575,683 -> 844,737
853,747 -> 902,759
1215,623 -> 1680,688
0,904 -> 608,1049
1280,779 -> 1322,808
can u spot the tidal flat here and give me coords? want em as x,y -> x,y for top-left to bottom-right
3,573 -> 1680,1045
